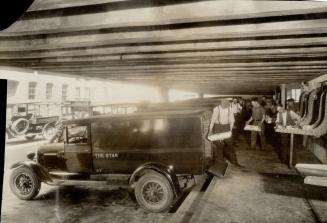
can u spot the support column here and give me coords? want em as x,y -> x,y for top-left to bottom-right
281,84 -> 286,108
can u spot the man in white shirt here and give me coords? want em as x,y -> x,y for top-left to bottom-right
246,97 -> 266,150
230,98 -> 243,140
209,99 -> 243,168
276,104 -> 300,127
230,98 -> 242,115
275,103 -> 300,165
209,100 -> 235,132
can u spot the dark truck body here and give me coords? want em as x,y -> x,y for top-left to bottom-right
39,109 -> 213,175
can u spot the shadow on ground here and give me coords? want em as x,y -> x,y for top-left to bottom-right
261,173 -> 327,201
36,186 -> 137,207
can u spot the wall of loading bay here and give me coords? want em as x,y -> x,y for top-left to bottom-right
308,74 -> 327,164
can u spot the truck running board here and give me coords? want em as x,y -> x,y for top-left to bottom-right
49,171 -> 89,180
50,179 -> 129,187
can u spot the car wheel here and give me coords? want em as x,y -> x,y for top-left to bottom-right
25,135 -> 36,141
135,172 -> 174,212
11,118 -> 29,135
9,166 -> 41,200
42,124 -> 56,141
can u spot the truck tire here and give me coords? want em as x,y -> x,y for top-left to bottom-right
11,118 -> 29,135
42,123 -> 56,141
135,172 -> 174,212
25,135 -> 36,141
9,166 -> 41,200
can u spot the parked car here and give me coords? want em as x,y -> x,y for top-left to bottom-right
9,109 -> 224,212
6,102 -> 59,141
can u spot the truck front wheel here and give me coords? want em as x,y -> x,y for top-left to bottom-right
135,172 -> 174,212
9,166 -> 41,200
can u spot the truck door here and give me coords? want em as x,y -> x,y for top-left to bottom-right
64,124 -> 92,173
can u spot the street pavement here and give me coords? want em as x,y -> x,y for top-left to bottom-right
4,137 -> 47,170
1,137 -> 171,223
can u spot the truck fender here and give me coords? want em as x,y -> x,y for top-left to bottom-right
129,162 -> 182,197
10,161 -> 52,183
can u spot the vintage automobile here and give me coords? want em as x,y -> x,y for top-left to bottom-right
6,102 -> 60,141
9,109 -> 224,212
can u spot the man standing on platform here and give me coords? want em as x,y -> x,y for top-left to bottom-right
230,98 -> 243,140
286,98 -> 298,113
231,98 -> 242,115
209,99 -> 243,168
246,97 -> 266,150
276,103 -> 301,164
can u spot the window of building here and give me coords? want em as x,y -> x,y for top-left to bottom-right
84,87 -> 90,99
46,83 -> 54,100
28,82 -> 37,100
7,80 -> 19,97
75,87 -> 81,99
62,84 -> 68,101
291,88 -> 301,102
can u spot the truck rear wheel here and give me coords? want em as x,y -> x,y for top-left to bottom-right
9,166 -> 41,200
135,172 -> 174,212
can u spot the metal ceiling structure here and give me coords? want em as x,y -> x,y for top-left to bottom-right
1,0 -> 327,95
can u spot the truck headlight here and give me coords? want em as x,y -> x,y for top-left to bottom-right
27,152 -> 35,160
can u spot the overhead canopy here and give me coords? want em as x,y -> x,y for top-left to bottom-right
1,0 -> 327,95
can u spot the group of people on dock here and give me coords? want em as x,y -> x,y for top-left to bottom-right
208,96 -> 301,168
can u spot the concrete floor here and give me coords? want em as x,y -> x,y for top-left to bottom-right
187,134 -> 327,223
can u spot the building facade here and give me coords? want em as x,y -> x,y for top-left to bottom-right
2,69 -> 110,119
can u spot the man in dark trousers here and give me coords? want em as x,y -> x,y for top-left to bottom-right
275,103 -> 301,165
208,99 -> 243,168
230,98 -> 243,141
246,97 -> 266,150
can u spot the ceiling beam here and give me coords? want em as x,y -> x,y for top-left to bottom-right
27,0 -> 131,11
5,1 -> 327,35
10,65 -> 327,73
3,60 -> 327,69
28,66 -> 325,75
3,36 -> 327,59
3,47 -> 327,64
2,19 -> 327,51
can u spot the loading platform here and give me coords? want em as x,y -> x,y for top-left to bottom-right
172,136 -> 327,223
